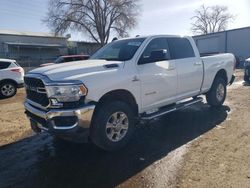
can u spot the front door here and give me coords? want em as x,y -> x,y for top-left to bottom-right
137,37 -> 178,112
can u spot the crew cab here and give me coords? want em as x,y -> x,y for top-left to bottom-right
0,59 -> 24,98
24,35 -> 235,150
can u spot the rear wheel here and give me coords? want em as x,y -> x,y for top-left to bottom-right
90,101 -> 136,151
206,77 -> 227,107
0,81 -> 17,98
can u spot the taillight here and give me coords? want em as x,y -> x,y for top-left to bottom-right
10,68 -> 22,73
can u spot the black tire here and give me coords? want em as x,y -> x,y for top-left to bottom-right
244,73 -> 250,83
90,101 -> 136,151
0,81 -> 17,98
206,77 -> 227,107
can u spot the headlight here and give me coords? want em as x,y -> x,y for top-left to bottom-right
46,84 -> 87,102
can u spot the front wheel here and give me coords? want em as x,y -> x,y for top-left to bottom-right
0,82 -> 17,98
206,77 -> 227,107
90,101 -> 136,151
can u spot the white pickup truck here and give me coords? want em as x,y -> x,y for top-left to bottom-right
24,35 -> 235,150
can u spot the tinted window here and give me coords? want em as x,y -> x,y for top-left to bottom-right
138,38 -> 170,64
0,62 -> 11,69
90,38 -> 145,61
64,57 -> 74,62
74,56 -> 88,61
168,38 -> 195,59
54,57 -> 64,64
74,57 -> 82,61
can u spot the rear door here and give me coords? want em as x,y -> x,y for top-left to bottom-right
167,37 -> 203,100
137,37 -> 177,111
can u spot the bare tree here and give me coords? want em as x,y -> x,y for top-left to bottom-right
44,0 -> 140,45
191,5 -> 234,35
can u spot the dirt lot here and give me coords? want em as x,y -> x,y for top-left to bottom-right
0,88 -> 32,146
0,70 -> 249,187
177,72 -> 250,188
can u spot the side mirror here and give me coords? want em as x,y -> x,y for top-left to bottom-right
150,49 -> 168,62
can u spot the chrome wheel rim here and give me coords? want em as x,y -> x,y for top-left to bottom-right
106,112 -> 129,142
1,84 -> 15,97
216,83 -> 225,101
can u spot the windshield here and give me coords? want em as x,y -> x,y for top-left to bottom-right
90,38 -> 146,61
54,57 -> 64,64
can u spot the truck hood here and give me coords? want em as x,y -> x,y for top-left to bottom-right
30,59 -> 124,81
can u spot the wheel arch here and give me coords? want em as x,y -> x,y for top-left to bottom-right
0,79 -> 18,87
93,89 -> 139,117
213,69 -> 228,84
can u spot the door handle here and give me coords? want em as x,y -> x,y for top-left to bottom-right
194,62 -> 202,66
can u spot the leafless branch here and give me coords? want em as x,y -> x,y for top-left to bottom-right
44,0 -> 140,45
191,5 -> 234,35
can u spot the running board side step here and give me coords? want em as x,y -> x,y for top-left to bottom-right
140,97 -> 203,121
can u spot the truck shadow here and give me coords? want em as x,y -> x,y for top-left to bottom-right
0,103 -> 230,188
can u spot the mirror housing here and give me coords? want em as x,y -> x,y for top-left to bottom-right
150,49 -> 168,62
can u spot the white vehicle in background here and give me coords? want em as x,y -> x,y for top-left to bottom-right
0,59 -> 24,98
24,35 -> 235,150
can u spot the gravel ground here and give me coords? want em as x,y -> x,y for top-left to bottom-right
177,72 -> 250,188
0,88 -> 32,146
0,70 -> 249,187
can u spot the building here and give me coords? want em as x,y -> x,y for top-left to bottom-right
68,41 -> 101,56
193,26 -> 250,67
0,29 -> 69,68
76,41 -> 101,55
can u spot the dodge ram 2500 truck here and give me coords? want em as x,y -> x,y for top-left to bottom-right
24,35 -> 235,150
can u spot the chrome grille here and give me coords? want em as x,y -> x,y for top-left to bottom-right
24,77 -> 50,107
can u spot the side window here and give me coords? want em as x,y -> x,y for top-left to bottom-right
167,38 -> 195,59
138,38 -> 170,64
0,62 -> 11,69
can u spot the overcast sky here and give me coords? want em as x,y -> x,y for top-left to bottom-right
0,0 -> 250,41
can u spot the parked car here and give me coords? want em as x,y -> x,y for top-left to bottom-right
244,58 -> 250,83
40,55 -> 90,67
24,35 -> 235,150
0,59 -> 24,98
